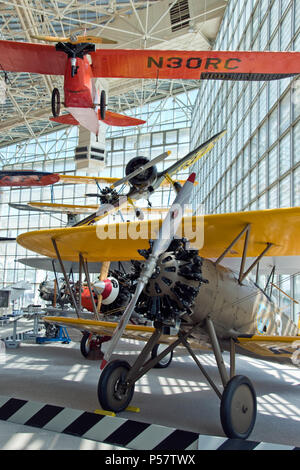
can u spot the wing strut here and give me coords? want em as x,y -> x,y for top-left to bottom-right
214,223 -> 273,283
51,238 -> 81,318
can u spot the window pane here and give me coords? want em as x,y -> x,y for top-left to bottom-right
279,133 -> 291,176
268,146 -> 278,185
279,175 -> 291,207
279,93 -> 291,135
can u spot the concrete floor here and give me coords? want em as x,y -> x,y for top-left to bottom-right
0,322 -> 300,449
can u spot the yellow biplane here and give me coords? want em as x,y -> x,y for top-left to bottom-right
9,131 -> 224,226
17,175 -> 300,441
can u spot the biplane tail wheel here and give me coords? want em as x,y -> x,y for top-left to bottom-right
100,90 -> 106,120
220,375 -> 257,440
80,332 -> 108,360
98,360 -> 134,412
80,332 -> 95,358
51,88 -> 61,117
151,343 -> 173,368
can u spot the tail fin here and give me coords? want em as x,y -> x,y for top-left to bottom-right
101,110 -> 145,127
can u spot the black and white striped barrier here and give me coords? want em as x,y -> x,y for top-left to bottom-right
0,396 -> 298,450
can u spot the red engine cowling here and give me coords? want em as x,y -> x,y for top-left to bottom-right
81,278 -> 120,313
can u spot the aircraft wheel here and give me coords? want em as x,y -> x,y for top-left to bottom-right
98,360 -> 134,412
220,375 -> 257,440
100,90 -> 106,120
51,88 -> 60,117
80,332 -> 103,360
151,343 -> 173,368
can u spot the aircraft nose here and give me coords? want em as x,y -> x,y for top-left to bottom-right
93,280 -> 106,294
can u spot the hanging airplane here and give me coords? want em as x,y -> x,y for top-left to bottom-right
16,171 -> 300,441
0,170 -> 61,187
8,130 -> 224,225
0,36 -> 299,134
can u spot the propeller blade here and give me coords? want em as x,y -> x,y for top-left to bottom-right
76,35 -> 117,45
30,34 -> 68,42
30,34 -> 117,45
100,172 -> 196,370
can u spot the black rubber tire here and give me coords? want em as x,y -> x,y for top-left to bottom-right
98,360 -> 134,412
100,90 -> 106,120
151,343 -> 173,369
220,375 -> 257,440
51,88 -> 60,117
80,332 -> 93,358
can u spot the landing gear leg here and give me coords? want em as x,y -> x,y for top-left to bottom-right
97,324 -> 195,413
180,316 -> 257,439
51,88 -> 60,117
206,316 -> 257,439
80,332 -> 110,360
100,90 -> 106,120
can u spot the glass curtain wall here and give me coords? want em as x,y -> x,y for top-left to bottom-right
191,0 -> 300,322
0,91 -> 194,302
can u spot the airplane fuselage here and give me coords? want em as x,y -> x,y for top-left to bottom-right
139,249 -> 298,342
191,259 -> 297,339
64,55 -> 95,108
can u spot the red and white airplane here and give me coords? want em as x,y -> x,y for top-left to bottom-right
0,33 -> 299,135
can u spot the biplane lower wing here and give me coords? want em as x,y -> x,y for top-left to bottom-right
9,202 -> 99,215
215,255 -> 300,275
235,335 -> 300,364
42,316 -> 210,350
17,257 -> 132,274
43,316 -> 168,344
28,202 -> 99,215
91,49 -> 300,80
17,207 -> 300,262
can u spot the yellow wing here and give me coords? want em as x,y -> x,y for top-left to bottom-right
43,316 -> 169,344
236,335 -> 300,363
59,174 -> 192,188
17,207 -> 300,262
58,175 -> 120,185
43,316 -> 210,350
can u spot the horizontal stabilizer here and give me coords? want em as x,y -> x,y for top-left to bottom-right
50,113 -> 79,125
102,110 -> 146,127
50,111 -> 145,128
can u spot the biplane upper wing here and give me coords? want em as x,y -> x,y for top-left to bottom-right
91,49 -> 300,80
16,206 -> 300,262
58,173 -> 184,188
0,40 -> 66,75
58,175 -> 120,185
